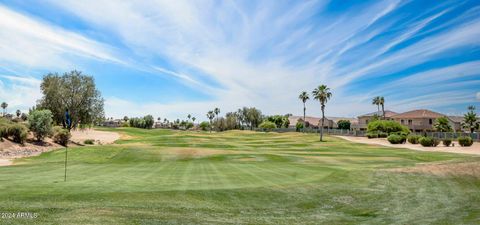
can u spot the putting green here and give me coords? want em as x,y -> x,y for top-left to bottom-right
0,128 -> 479,224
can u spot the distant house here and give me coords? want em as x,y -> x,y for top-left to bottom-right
391,109 -> 460,132
353,110 -> 398,130
288,116 -> 356,129
101,119 -> 123,127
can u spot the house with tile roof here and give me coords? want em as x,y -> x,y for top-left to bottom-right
391,109 -> 460,132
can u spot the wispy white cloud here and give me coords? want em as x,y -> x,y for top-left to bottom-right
0,75 -> 41,112
1,1 -> 479,119
0,5 -> 123,70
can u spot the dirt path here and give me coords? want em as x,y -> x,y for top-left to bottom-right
0,129 -> 120,166
336,136 -> 480,155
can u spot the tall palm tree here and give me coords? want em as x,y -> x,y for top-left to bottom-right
207,111 -> 215,133
16,110 -> 21,118
187,114 -> 191,122
298,91 -> 309,132
192,117 -> 196,124
379,96 -> 385,119
1,102 -> 7,117
312,85 -> 332,141
372,96 -> 380,114
214,108 -> 220,120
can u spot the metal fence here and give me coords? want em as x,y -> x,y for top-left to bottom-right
257,127 -> 480,142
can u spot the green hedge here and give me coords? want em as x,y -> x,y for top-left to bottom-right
367,120 -> 410,135
442,139 -> 452,147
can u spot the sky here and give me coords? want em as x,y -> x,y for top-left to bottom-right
0,0 -> 479,121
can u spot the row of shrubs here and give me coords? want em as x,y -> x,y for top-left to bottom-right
387,133 -> 473,147
1,113 -> 71,146
0,118 -> 28,144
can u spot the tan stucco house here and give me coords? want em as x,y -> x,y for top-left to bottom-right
391,109 -> 460,132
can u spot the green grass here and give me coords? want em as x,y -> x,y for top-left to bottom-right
1,127 -> 479,224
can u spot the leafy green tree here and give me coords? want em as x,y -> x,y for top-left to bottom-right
298,91 -> 309,132
16,110 -> 21,118
462,106 -> 479,133
124,116 -> 129,122
37,70 -> 104,129
28,110 -> 54,141
1,102 -> 7,116
259,121 -> 276,131
337,120 -> 351,130
312,85 -> 332,141
433,116 -> 453,132
144,115 -> 154,129
199,121 -> 209,131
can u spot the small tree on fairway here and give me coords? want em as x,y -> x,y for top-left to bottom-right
28,109 -> 54,141
312,85 -> 332,141
298,91 -> 309,132
337,120 -> 351,130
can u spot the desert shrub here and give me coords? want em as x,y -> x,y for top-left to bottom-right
54,129 -> 71,146
28,109 -> 54,141
367,120 -> 410,135
199,121 -> 209,131
7,124 -> 28,144
366,132 -> 378,139
387,134 -> 406,144
407,135 -> 421,144
419,137 -> 435,147
443,139 -> 452,147
458,136 -> 473,147
259,121 -> 276,131
84,139 -> 95,145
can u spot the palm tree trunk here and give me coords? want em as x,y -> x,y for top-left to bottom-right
320,105 -> 325,141
303,103 -> 306,133
381,104 -> 385,120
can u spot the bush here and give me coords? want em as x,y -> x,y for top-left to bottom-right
366,132 -> 378,139
84,139 -> 95,145
367,120 -> 410,135
7,124 -> 28,144
259,121 -> 276,131
433,138 -> 440,147
54,129 -> 71,146
443,139 -> 452,147
407,135 -> 421,144
387,134 -> 406,144
458,136 -> 473,147
378,132 -> 388,138
199,121 -> 210,131
419,137 -> 436,147
296,121 -> 304,132
28,109 -> 54,141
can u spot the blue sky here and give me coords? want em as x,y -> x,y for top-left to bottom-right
0,0 -> 479,121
